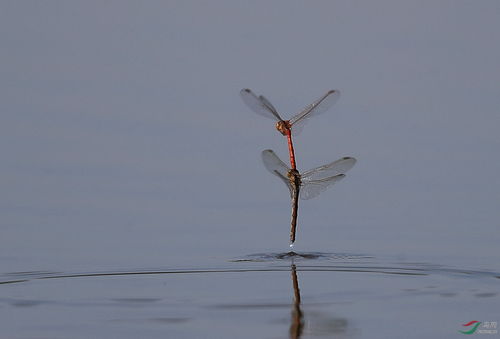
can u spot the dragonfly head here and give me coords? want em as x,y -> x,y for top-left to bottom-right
275,120 -> 291,136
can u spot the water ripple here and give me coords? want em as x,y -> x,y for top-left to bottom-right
1,252 -> 499,285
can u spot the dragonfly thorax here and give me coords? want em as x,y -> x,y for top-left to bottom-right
287,169 -> 301,188
275,120 -> 291,136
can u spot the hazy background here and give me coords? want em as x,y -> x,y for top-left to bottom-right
1,1 -> 499,273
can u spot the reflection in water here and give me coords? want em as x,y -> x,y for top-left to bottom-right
288,261 -> 352,338
1,256 -> 499,339
289,264 -> 304,339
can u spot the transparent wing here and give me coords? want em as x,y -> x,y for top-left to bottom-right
300,174 -> 345,200
258,95 -> 281,120
301,157 -> 356,181
289,90 -> 341,134
240,88 -> 283,121
289,119 -> 305,136
261,149 -> 292,197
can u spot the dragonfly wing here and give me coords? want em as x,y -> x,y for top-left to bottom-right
261,149 -> 293,196
289,90 -> 341,132
301,157 -> 356,181
240,88 -> 283,121
289,119 -> 306,136
280,173 -> 293,198
300,174 -> 345,200
258,95 -> 282,120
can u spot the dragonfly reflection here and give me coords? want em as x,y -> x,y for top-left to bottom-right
288,262 -> 351,338
262,150 -> 356,244
290,264 -> 303,339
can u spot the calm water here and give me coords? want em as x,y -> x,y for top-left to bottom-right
2,2 -> 500,338
1,252 -> 499,338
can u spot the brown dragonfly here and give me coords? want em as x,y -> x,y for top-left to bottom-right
241,89 -> 340,170
262,149 -> 356,244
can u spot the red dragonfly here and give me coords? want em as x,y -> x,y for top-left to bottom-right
240,89 -> 340,170
261,149 -> 356,244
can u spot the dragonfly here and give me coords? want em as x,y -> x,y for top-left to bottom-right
261,149 -> 356,244
240,89 -> 340,170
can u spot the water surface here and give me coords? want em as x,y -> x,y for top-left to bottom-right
1,252 -> 498,338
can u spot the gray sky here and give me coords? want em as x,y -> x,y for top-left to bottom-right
1,1 -> 499,271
